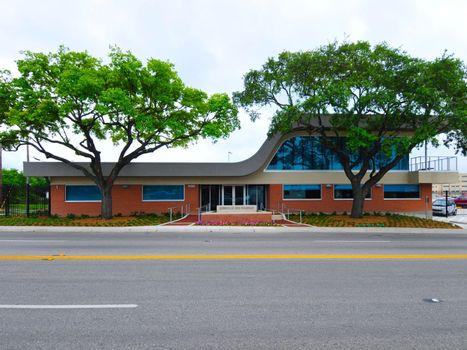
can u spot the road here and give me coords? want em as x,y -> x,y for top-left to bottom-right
0,229 -> 466,349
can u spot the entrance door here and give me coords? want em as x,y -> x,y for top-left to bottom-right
246,185 -> 266,210
200,185 -> 220,211
222,185 -> 245,205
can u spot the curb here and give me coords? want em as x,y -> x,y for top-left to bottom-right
0,225 -> 464,234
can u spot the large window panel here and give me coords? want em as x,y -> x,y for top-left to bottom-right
267,136 -> 409,171
384,184 -> 420,199
65,185 -> 102,202
334,184 -> 371,199
143,185 -> 184,201
283,184 -> 321,199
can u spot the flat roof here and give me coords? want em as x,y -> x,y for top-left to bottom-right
24,133 -> 283,177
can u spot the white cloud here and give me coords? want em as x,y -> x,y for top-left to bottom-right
0,0 -> 466,171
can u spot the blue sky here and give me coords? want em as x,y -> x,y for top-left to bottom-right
1,0 -> 466,170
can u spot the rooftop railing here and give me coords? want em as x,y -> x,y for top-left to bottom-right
409,156 -> 457,172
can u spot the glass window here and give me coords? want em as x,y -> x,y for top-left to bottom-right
143,185 -> 184,201
65,185 -> 102,201
334,184 -> 371,199
384,184 -> 420,199
267,136 -> 409,171
283,185 -> 321,199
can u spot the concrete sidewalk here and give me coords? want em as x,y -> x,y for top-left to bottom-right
0,224 -> 464,234
432,208 -> 467,229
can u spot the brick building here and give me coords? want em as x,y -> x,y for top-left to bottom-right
24,130 -> 459,218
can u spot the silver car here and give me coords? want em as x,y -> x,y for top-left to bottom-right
432,199 -> 457,216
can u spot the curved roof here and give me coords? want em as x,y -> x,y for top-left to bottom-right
23,132 -> 289,178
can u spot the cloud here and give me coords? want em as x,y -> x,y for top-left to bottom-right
1,0 -> 466,171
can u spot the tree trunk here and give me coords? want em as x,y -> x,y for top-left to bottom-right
350,184 -> 365,218
100,185 -> 113,219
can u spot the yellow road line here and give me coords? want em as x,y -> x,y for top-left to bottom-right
1,254 -> 467,260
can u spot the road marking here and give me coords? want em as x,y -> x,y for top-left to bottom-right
0,240 -> 65,243
313,240 -> 392,243
0,304 -> 138,309
0,254 -> 466,260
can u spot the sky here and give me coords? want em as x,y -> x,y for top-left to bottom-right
0,0 -> 466,171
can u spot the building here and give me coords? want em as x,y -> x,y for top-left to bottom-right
432,173 -> 467,197
24,130 -> 459,219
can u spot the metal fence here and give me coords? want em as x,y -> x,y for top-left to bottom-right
0,184 -> 50,217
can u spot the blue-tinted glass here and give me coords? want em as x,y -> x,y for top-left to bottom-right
143,185 -> 184,201
284,184 -> 321,199
384,184 -> 420,199
267,136 -> 409,171
334,184 -> 371,199
66,185 -> 101,201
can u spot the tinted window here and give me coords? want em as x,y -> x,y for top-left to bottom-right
334,184 -> 371,199
143,185 -> 184,201
283,185 -> 321,199
65,185 -> 102,201
384,185 -> 420,199
267,136 -> 409,171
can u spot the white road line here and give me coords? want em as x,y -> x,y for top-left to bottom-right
0,240 -> 65,243
0,304 -> 138,309
313,240 -> 392,243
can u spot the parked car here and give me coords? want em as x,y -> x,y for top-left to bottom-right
453,194 -> 467,208
432,199 -> 457,216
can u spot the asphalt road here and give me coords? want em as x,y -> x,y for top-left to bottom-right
1,229 -> 466,349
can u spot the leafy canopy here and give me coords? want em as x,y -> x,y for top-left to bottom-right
0,46 -> 240,182
234,41 -> 467,160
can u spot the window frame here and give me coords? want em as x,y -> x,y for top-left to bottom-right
141,185 -> 185,202
383,184 -> 421,200
282,184 -> 322,200
333,184 -> 372,201
64,185 -> 102,203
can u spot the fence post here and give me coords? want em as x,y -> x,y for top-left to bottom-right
26,183 -> 30,217
169,207 -> 173,222
47,185 -> 51,217
5,189 -> 9,217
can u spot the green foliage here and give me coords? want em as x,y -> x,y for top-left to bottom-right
0,46 -> 239,218
2,168 -> 48,186
235,41 -> 467,217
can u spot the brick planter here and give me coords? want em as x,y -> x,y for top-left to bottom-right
200,212 -> 273,225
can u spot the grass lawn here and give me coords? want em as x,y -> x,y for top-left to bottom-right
0,214 -> 176,227
289,213 -> 460,229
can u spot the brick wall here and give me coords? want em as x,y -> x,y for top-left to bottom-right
51,182 -> 431,217
50,184 -> 199,217
268,184 -> 431,214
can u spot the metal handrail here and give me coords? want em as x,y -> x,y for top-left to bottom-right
410,156 -> 457,172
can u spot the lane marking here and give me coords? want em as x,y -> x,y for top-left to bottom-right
0,304 -> 138,309
0,254 -> 466,260
313,240 -> 392,243
0,240 -> 65,243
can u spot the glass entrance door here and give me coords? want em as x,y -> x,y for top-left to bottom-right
222,185 -> 245,205
200,185 -> 220,211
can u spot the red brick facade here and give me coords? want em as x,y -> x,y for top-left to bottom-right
51,184 -> 200,217
51,183 -> 431,217
267,184 -> 431,214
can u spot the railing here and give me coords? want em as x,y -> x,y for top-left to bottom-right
167,203 -> 192,222
409,156 -> 457,172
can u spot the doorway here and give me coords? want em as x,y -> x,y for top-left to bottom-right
222,185 -> 245,205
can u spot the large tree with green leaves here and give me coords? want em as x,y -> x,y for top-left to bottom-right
234,41 -> 467,217
0,47 -> 239,218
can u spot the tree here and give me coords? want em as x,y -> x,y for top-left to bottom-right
234,41 -> 467,217
0,47 -> 239,218
2,168 -> 48,187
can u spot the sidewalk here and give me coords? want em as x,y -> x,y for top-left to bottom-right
0,224 -> 464,234
432,208 -> 467,229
